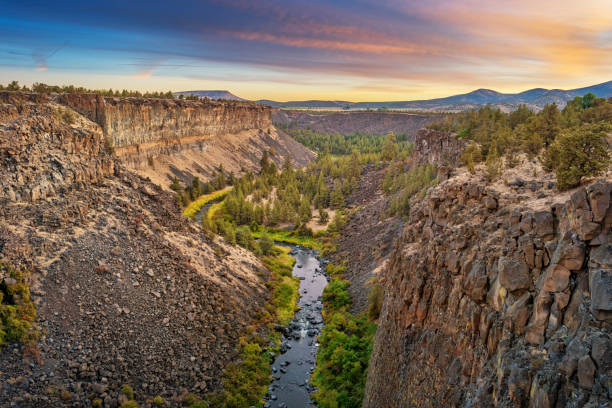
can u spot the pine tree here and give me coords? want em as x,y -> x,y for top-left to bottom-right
381,132 -> 399,161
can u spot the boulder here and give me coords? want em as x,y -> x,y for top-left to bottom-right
589,269 -> 612,321
587,180 -> 611,223
504,293 -> 531,335
534,211 -> 554,238
498,256 -> 531,291
577,355 -> 596,390
464,261 -> 488,301
484,196 -> 498,210
542,264 -> 571,293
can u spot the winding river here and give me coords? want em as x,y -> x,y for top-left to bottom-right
265,246 -> 328,408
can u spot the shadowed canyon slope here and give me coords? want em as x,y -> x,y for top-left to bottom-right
0,92 -> 285,406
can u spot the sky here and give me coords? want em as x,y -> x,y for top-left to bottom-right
1,0 -> 611,101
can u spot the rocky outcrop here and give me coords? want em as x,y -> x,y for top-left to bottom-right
0,94 -> 115,202
412,128 -> 466,170
58,93 -> 272,165
0,93 -> 271,406
364,169 -> 611,407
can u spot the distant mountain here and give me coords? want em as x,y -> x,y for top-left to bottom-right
255,80 -> 612,112
174,90 -> 246,101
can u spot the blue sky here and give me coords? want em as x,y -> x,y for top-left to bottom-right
1,0 -> 611,100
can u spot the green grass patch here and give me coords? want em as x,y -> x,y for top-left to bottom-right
262,246 -> 299,325
183,187 -> 232,219
204,246 -> 299,407
1,263 -> 38,348
253,229 -> 322,251
311,263 -> 377,408
206,201 -> 225,221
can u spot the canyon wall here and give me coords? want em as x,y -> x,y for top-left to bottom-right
59,94 -> 271,163
0,91 -> 272,406
273,109 -> 445,138
364,160 -> 611,407
58,93 -> 314,188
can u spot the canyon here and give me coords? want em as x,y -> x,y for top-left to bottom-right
0,89 -> 610,408
0,91 -> 312,406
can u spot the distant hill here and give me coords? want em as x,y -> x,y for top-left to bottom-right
174,90 -> 246,101
256,80 -> 612,112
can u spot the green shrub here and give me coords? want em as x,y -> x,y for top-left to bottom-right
119,402 -> 139,408
485,145 -> 502,181
543,123 -> 610,190
235,225 -> 255,250
323,279 -> 351,310
312,274 -> 377,408
152,395 -> 164,406
258,230 -> 274,255
120,384 -> 135,400
0,264 -> 37,348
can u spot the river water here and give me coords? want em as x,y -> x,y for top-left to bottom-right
265,246 -> 328,408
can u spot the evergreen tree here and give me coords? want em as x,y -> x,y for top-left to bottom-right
259,230 -> 274,255
544,123 -> 611,190
535,103 -> 561,147
381,132 -> 399,161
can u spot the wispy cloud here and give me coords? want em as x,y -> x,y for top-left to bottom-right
1,0 -> 610,100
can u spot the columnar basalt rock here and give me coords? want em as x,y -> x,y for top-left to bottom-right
58,93 -> 273,167
364,174 -> 611,408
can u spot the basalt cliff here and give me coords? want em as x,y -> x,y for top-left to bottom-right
363,139 -> 611,407
0,92 -> 306,407
9,92 -> 314,192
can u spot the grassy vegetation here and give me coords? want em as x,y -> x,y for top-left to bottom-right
206,201 -> 224,221
253,228 -> 322,251
203,245 -> 299,408
311,263 -> 377,408
183,187 -> 232,218
0,263 -> 38,348
262,246 -> 300,325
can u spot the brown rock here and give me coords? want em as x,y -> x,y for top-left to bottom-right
589,269 -> 612,321
556,240 -> 585,271
525,291 -> 553,345
464,261 -> 488,301
534,211 -> 554,238
577,355 -> 596,390
542,264 -> 571,293
587,180 -> 611,223
504,293 -> 531,335
484,196 -> 497,210
498,256 -> 531,291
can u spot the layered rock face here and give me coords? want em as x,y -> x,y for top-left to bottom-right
58,93 -> 314,188
0,94 -> 271,406
59,93 -> 271,165
364,167 -> 611,407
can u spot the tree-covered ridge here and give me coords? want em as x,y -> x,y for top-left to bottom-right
1,80 -> 225,101
428,93 -> 611,189
277,124 -> 413,156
